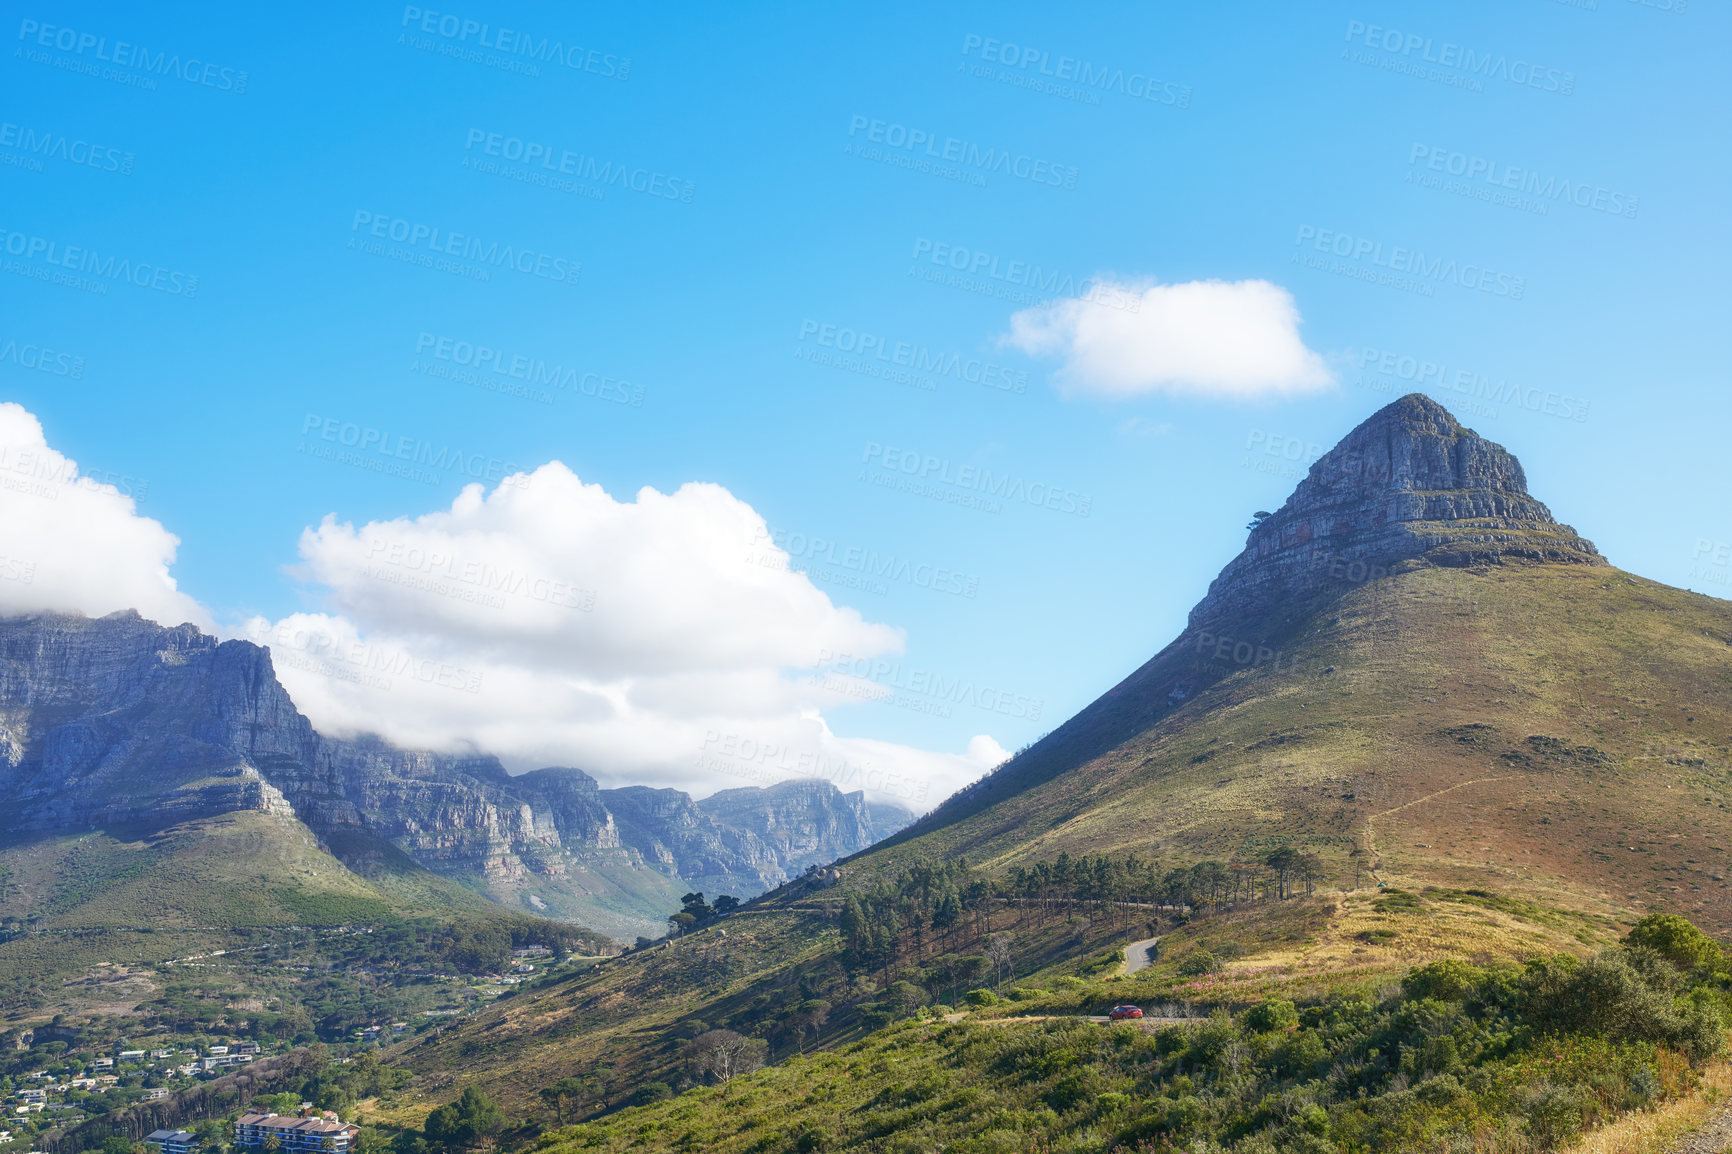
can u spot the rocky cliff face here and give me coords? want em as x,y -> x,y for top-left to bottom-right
598,780 -> 914,896
1189,394 -> 1603,630
0,611 -> 912,933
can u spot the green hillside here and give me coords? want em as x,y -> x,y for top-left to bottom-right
0,809 -> 610,1031
372,557 -> 1732,1154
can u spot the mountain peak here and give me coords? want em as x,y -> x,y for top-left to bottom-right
1190,394 -> 1603,628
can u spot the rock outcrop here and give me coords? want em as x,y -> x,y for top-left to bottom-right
1189,394 -> 1603,630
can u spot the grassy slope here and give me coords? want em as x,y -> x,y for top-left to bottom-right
375,911 -> 834,1124
460,851 -> 691,945
0,809 -> 587,1025
372,560 -> 1732,1149
852,563 -> 1732,931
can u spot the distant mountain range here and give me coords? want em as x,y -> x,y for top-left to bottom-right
0,611 -> 912,940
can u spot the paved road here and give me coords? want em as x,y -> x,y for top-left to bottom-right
1123,935 -> 1161,974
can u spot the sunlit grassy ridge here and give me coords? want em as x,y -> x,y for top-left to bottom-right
857,564 -> 1732,931
384,559 -> 1731,1152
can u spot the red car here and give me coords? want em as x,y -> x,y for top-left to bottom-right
1109,1005 -> 1144,1021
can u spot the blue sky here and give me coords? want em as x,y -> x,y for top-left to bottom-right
3,1 -> 1727,802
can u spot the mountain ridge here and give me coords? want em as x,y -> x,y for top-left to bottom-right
848,396 -> 1728,940
291,393 -> 1732,1142
0,610 -> 913,941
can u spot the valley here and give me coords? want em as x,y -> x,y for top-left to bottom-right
2,396 -> 1729,1154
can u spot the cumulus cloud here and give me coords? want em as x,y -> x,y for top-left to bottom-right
243,464 -> 1008,808
0,402 -> 208,628
1004,277 -> 1333,400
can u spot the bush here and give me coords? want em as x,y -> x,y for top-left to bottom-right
964,989 -> 998,1007
792,1124 -> 830,1151
629,1081 -> 672,1107
1524,1084 -> 1586,1148
1625,914 -> 1726,973
1177,951 -> 1220,976
1403,959 -> 1485,1002
1524,948 -> 1723,1059
1243,999 -> 1298,1033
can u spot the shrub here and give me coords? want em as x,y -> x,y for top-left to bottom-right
1416,1073 -> 1466,1106
1523,1083 -> 1586,1148
1625,914 -> 1726,973
964,989 -> 998,1007
792,1124 -> 830,1152
1523,948 -> 1722,1058
629,1082 -> 672,1107
1296,1103 -> 1330,1136
1177,951 -> 1220,976
1243,999 -> 1298,1033
1402,959 -> 1485,1002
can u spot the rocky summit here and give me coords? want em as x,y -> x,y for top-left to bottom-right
1190,394 -> 1604,629
0,611 -> 912,938
903,393 -> 1618,833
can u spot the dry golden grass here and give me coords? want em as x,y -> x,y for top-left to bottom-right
1238,887 -> 1612,975
1561,1059 -> 1732,1154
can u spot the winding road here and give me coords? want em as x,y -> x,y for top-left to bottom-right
1122,935 -> 1161,974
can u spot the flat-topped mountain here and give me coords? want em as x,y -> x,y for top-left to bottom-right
0,612 -> 912,940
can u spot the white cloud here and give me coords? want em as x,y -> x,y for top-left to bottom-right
243,463 -> 1008,809
1004,277 -> 1333,400
0,403 -> 209,629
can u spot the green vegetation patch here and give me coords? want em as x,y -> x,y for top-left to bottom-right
541,915 -> 1732,1154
